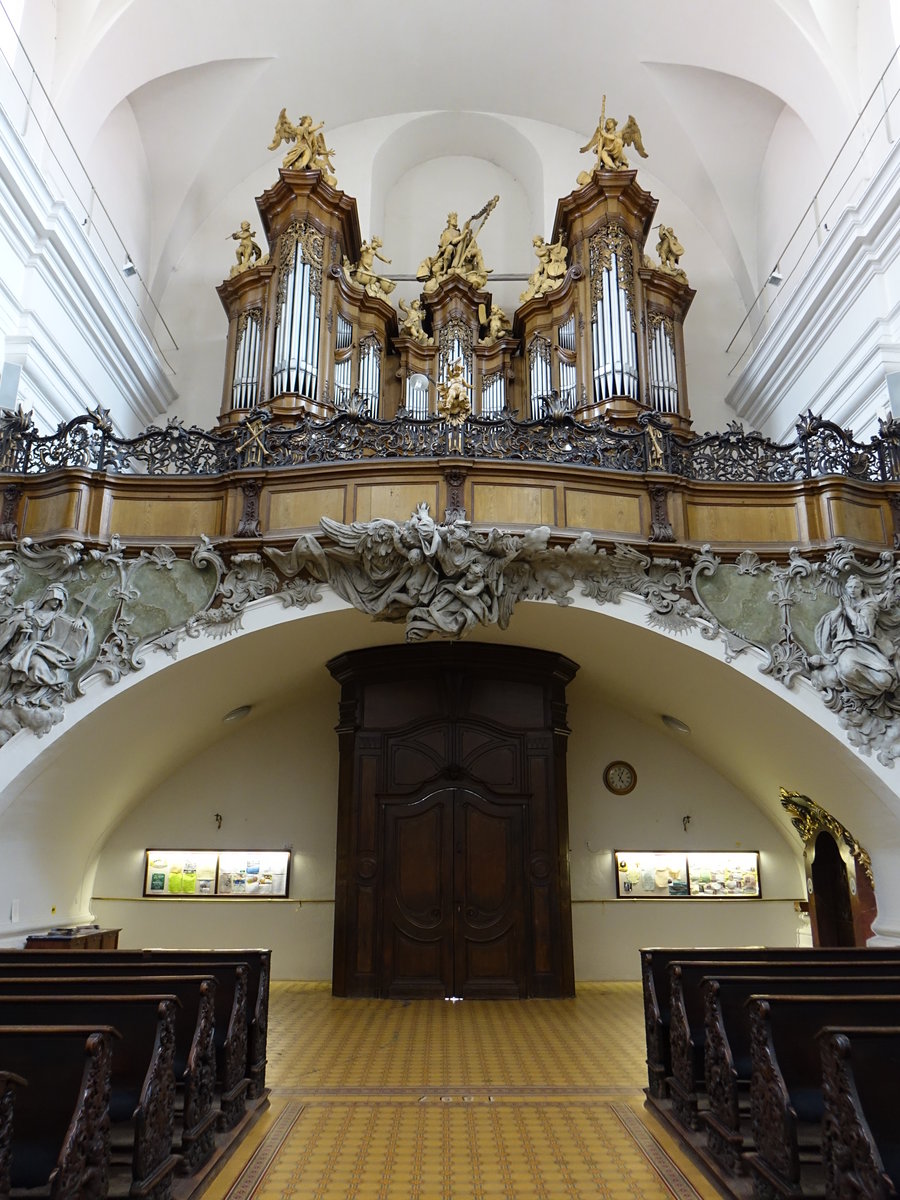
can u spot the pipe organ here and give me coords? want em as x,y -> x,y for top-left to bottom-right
216,127 -> 694,434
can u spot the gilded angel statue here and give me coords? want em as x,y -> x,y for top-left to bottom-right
578,97 -> 648,183
268,109 -> 337,186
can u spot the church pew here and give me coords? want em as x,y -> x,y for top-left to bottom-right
745,994 -> 900,1200
0,975 -> 216,1174
0,1068 -> 27,1195
0,954 -> 252,1128
640,947 -> 900,1098
0,996 -> 180,1200
0,1025 -> 118,1199
5,947 -> 269,1103
818,1026 -> 900,1200
665,959 -> 900,1133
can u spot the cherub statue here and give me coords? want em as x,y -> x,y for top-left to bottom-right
417,196 -> 499,294
268,109 -> 337,186
655,224 -> 687,281
577,96 -> 648,184
348,236 -> 395,300
478,303 -> 511,344
228,220 -> 267,277
520,235 -> 568,302
436,360 -> 473,425
398,298 -> 432,344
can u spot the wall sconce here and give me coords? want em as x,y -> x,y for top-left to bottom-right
122,255 -> 137,278
767,266 -> 783,287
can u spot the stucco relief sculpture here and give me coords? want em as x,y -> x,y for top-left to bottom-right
344,236 -> 395,300
228,221 -> 268,277
577,97 -> 648,184
268,109 -> 337,186
416,196 -> 499,293
656,224 -> 687,281
520,235 -> 568,302
808,572 -> 900,703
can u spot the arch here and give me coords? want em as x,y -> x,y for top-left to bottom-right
0,587 -> 897,949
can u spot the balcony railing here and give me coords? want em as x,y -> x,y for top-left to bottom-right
2,403 -> 900,485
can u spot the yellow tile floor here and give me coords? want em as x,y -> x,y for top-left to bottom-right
204,982 -> 722,1200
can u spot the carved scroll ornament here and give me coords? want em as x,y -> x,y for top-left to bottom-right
779,788 -> 874,886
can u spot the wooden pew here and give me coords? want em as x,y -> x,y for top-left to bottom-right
665,958 -> 900,1132
0,1025 -> 118,1199
640,947 -> 900,1098
818,1026 -> 900,1200
5,947 -> 269,1107
0,975 -> 216,1174
0,1068 -> 27,1195
0,954 -> 252,1129
746,994 -> 900,1200
0,996 -> 180,1200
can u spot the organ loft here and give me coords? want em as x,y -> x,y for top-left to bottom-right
215,101 -> 695,439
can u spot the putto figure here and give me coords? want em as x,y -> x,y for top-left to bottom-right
345,236 -> 395,301
268,109 -> 337,186
416,196 -> 499,294
578,96 -> 648,184
656,224 -> 686,280
398,298 -> 432,344
228,220 -> 267,277
520,235 -> 568,302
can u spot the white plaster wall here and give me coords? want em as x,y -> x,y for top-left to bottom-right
90,667 -> 805,982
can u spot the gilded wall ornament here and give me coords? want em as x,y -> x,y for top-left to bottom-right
779,788 -> 874,886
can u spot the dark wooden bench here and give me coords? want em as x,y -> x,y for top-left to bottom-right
4,947 -> 270,1106
664,958 -> 900,1133
640,947 -> 900,1098
746,993 -> 900,1200
0,975 -> 217,1173
0,1024 -> 118,1199
818,1025 -> 900,1200
0,953 -> 252,1128
0,996 -> 180,1200
0,1068 -> 27,1195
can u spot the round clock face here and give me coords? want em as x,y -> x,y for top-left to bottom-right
604,760 -> 636,795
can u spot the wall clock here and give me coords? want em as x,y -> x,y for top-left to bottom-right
603,760 -> 637,795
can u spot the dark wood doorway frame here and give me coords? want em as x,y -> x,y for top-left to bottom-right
328,644 -> 578,998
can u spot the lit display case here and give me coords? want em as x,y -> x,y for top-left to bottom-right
143,850 -> 290,898
614,850 -> 760,898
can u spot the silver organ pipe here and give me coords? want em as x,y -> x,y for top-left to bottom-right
591,250 -> 639,403
557,317 -> 577,411
481,372 -> 506,415
231,311 -> 261,410
273,246 -> 321,401
648,318 -> 679,414
406,372 -> 430,419
358,335 -> 382,417
529,336 -> 553,419
333,314 -> 353,406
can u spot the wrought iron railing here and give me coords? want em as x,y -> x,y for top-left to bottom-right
2,403 -> 900,484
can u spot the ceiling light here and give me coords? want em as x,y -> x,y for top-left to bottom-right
222,704 -> 252,723
122,255 -> 137,278
767,267 -> 783,287
661,713 -> 691,734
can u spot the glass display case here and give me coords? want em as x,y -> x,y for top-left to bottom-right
614,850 -> 760,898
143,849 -> 290,897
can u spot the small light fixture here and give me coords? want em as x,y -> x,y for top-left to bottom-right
222,704 -> 252,723
661,713 -> 691,735
767,266 -> 783,287
122,255 -> 137,278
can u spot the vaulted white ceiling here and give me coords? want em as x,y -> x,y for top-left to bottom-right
18,0 -> 900,426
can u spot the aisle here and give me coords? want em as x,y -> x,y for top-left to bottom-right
203,982 -> 720,1200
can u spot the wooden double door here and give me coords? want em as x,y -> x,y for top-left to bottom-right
383,785 -> 526,998
328,644 -> 578,999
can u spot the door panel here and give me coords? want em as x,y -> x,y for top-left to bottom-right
382,792 -> 453,997
455,791 -> 525,998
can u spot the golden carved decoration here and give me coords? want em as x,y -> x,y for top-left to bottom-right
436,360 -> 473,426
417,196 -> 499,294
577,95 -> 648,185
520,236 -> 568,303
276,220 -> 324,314
589,225 -> 636,331
228,221 -> 269,278
478,303 -> 512,345
344,236 -> 395,301
397,298 -> 432,345
656,224 -> 688,283
268,109 -> 337,186
779,788 -> 874,886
